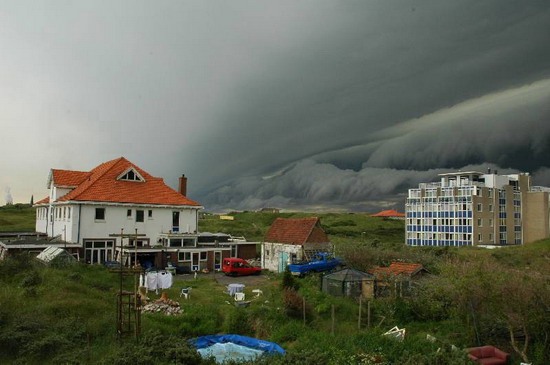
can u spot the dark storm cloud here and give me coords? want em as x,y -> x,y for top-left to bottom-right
195,1 -> 550,210
1,1 -> 549,208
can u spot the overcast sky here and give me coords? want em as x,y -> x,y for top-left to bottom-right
1,1 -> 549,211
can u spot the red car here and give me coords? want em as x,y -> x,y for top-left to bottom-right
222,258 -> 262,276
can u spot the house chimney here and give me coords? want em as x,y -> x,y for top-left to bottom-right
178,174 -> 187,196
487,167 -> 491,174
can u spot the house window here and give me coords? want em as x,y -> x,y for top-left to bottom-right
127,209 -> 132,218
148,210 -> 153,218
63,207 -> 66,219
489,233 -> 493,241
136,210 -> 144,222
200,252 -> 207,261
95,208 -> 105,221
169,239 -> 182,247
178,252 -> 191,262
67,207 -> 71,219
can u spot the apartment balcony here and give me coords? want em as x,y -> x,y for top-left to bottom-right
419,182 -> 442,189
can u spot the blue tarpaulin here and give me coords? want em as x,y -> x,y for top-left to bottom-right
190,334 -> 285,363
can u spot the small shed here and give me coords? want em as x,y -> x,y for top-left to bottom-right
36,246 -> 76,266
322,268 -> 375,299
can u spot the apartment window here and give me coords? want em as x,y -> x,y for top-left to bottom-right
200,252 -> 207,261
95,208 -> 105,221
477,189 -> 483,197
489,233 -> 493,242
136,210 -> 144,223
489,219 -> 493,227
178,252 -> 191,262
477,203 -> 482,212
477,218 -> 482,227
148,210 -> 153,218
489,204 -> 493,212
127,209 -> 132,218
478,233 -> 483,242
488,189 -> 493,198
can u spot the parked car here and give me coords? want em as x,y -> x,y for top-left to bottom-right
222,258 -> 262,276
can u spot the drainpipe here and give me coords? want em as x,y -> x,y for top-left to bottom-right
77,204 -> 82,244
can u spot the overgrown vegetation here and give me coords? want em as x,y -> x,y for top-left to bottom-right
1,207 -> 549,363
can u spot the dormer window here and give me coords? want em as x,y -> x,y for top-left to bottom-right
117,168 -> 145,182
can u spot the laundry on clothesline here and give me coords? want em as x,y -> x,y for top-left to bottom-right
145,271 -> 173,294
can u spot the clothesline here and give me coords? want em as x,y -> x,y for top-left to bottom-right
141,271 -> 173,294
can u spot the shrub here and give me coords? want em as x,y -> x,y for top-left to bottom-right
281,269 -> 299,291
20,270 -> 42,288
282,290 -> 312,320
223,308 -> 251,335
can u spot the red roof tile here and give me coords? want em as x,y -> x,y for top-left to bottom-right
51,169 -> 90,187
264,217 -> 328,245
50,157 -> 200,206
371,210 -> 405,217
368,262 -> 424,278
35,196 -> 50,205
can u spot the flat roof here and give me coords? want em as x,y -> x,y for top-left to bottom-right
438,171 -> 484,177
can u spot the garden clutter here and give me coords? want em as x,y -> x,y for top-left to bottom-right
142,292 -> 182,316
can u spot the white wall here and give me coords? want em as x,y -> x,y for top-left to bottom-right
74,204 -> 199,244
261,242 -> 303,273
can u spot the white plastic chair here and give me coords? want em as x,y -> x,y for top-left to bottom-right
234,292 -> 245,301
180,287 -> 192,299
252,289 -> 263,298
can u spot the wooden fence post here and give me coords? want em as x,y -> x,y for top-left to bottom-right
367,300 -> 371,327
358,295 -> 362,330
331,304 -> 335,335
302,297 -> 306,326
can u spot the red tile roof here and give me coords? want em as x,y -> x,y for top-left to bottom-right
48,157 -> 200,206
371,210 -> 405,217
35,197 -> 50,205
264,217 -> 328,245
51,169 -> 90,187
368,262 -> 424,278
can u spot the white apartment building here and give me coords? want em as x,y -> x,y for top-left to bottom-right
405,170 -> 550,247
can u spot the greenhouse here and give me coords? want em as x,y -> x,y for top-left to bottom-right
322,268 -> 375,298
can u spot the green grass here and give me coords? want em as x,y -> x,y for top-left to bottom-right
199,211 -> 404,244
0,204 -> 35,232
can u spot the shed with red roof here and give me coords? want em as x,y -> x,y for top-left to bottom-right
368,262 -> 427,297
262,217 -> 331,273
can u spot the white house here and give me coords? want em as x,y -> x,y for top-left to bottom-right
261,217 -> 331,273
34,157 -> 209,267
